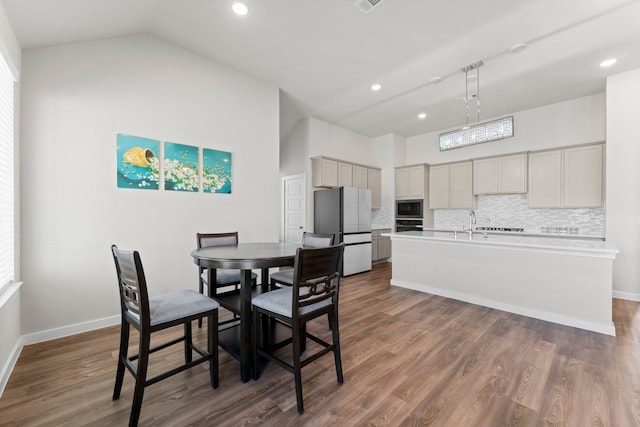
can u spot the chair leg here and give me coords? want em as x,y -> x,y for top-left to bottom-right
330,309 -> 344,385
113,321 -> 130,400
198,275 -> 205,328
208,311 -> 219,388
292,319 -> 304,414
184,321 -> 193,364
130,331 -> 150,427
252,309 -> 261,380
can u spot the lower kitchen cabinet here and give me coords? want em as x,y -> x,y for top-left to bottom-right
372,229 -> 392,261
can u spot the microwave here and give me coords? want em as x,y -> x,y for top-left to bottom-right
396,199 -> 423,218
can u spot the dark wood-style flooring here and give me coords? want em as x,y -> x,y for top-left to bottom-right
1,262 -> 639,426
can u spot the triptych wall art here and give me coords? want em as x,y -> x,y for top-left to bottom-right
116,134 -> 232,193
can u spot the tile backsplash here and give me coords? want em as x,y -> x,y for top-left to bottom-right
434,194 -> 605,236
372,205 -> 393,228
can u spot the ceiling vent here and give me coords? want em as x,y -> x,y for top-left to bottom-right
354,0 -> 384,14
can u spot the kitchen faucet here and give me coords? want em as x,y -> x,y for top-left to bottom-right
468,209 -> 476,235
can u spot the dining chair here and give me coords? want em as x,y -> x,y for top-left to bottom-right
252,243 -> 345,414
269,232 -> 335,290
111,245 -> 219,427
197,232 -> 257,327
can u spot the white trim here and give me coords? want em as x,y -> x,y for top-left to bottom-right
391,279 -> 617,336
0,280 -> 21,308
0,335 -> 23,398
21,315 -> 120,346
613,290 -> 640,302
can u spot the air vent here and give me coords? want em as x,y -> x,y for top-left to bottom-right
354,0 -> 384,14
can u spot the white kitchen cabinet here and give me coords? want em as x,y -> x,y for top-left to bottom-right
395,164 -> 427,199
429,161 -> 473,209
473,153 -> 527,195
338,162 -> 353,187
353,165 -> 368,188
372,228 -> 391,261
312,157 -> 338,187
367,168 -> 382,209
449,162 -> 473,208
528,144 -> 603,208
528,150 -> 563,207
563,144 -> 603,208
428,165 -> 449,209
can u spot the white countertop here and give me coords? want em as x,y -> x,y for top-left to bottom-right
420,227 -> 605,240
372,225 -> 392,230
383,230 -> 619,257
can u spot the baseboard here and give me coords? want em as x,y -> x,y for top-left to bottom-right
21,315 -> 120,346
0,336 -> 24,398
613,290 -> 640,302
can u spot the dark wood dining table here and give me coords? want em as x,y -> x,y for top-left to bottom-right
191,241 -> 300,382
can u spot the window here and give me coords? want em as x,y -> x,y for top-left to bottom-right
0,51 -> 15,290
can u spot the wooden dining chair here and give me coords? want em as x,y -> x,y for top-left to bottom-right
252,243 -> 345,414
111,245 -> 219,427
269,232 -> 335,290
197,232 -> 257,327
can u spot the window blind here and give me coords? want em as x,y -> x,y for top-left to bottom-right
0,53 -> 15,290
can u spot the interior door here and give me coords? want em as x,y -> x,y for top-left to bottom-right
282,174 -> 306,243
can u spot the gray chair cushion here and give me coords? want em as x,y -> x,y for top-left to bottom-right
270,269 -> 294,286
201,269 -> 258,286
145,290 -> 219,326
252,288 -> 331,317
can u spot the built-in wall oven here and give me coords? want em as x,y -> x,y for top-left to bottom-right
396,199 -> 424,218
396,219 -> 423,232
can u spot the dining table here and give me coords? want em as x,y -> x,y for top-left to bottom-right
191,241 -> 301,382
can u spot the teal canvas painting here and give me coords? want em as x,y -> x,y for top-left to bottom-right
116,134 -> 160,190
203,148 -> 232,193
164,141 -> 200,192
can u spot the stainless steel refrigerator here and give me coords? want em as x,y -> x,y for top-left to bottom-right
314,186 -> 372,276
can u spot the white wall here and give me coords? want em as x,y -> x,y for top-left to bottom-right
19,35 -> 281,336
606,68 -> 640,297
405,93 -> 606,164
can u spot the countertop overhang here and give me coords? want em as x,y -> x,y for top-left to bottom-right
383,230 -> 619,259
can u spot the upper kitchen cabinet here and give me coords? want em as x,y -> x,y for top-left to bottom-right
312,156 -> 382,208
473,153 -> 527,195
395,164 -> 427,199
563,144 -> 604,208
528,143 -> 604,208
338,162 -> 353,187
312,157 -> 338,187
353,165 -> 368,188
429,161 -> 474,209
367,168 -> 382,209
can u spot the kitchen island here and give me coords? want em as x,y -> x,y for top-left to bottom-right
383,230 -> 619,335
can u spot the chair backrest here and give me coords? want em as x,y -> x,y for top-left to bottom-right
292,243 -> 344,316
301,232 -> 335,248
111,245 -> 150,327
197,232 -> 239,249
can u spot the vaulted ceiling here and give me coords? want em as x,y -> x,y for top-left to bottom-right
3,0 -> 640,137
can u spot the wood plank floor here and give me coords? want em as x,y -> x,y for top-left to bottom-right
2,262 -> 640,426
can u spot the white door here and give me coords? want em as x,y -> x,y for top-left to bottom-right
282,174 -> 306,243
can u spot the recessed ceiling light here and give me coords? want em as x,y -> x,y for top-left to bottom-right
510,43 -> 527,54
371,83 -> 382,91
418,113 -> 427,119
600,58 -> 617,68
429,76 -> 443,84
232,2 -> 249,16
